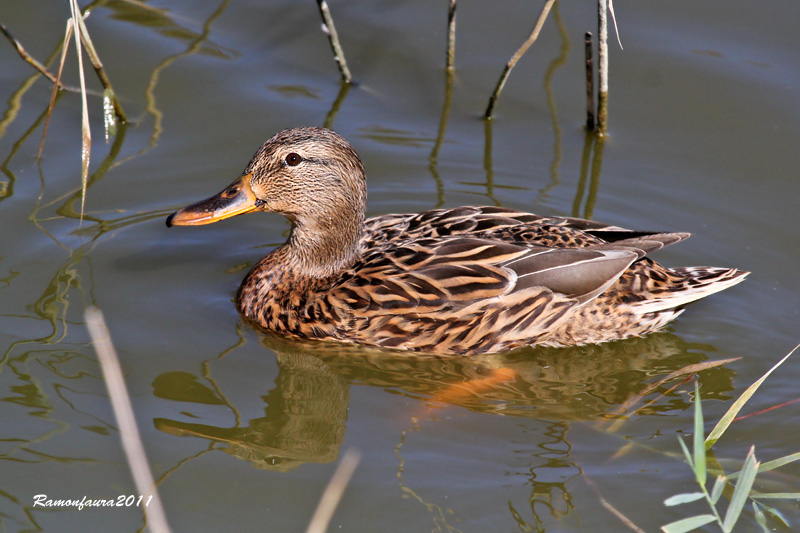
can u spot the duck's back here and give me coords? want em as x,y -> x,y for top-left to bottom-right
362,206 -> 615,249
279,206 -> 744,354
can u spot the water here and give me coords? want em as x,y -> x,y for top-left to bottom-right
1,0 -> 798,531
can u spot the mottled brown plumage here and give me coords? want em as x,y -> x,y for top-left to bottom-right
167,127 -> 748,355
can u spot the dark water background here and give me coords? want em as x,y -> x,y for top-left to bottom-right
0,0 -> 798,531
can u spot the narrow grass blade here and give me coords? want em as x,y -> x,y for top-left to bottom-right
706,344 -> 799,449
752,451 -> 800,475
722,446 -> 759,532
68,0 -> 91,220
749,492 -> 800,499
710,475 -> 726,505
728,450 -> 800,480
664,493 -> 705,506
661,514 -> 716,533
607,0 -> 623,49
604,358 -> 736,433
692,381 -> 706,484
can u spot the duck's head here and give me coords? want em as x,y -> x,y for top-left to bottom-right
167,127 -> 368,274
167,127 -> 367,230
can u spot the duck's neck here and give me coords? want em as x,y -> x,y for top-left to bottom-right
237,214 -> 363,326
285,208 -> 365,279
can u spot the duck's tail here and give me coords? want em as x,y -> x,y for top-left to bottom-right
630,266 -> 749,315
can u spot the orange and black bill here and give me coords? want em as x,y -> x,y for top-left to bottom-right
166,173 -> 258,227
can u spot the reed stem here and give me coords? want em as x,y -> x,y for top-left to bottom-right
446,0 -> 456,71
585,32 -> 595,130
484,0 -> 555,119
317,0 -> 353,84
597,0 -> 609,134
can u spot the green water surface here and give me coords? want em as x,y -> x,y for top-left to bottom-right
0,0 -> 798,531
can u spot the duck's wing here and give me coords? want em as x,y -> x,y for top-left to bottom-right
330,237 -> 640,353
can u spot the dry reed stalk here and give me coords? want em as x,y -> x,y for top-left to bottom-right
85,307 -> 172,533
597,0 -> 609,133
317,0 -> 353,84
306,449 -> 360,533
446,0 -> 456,71
484,0 -> 556,119
585,32 -> 595,129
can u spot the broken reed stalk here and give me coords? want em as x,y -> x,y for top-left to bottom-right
30,10 -> 126,149
34,2 -> 127,220
0,24 -> 74,91
316,0 -> 352,84
584,32 -> 595,130
484,0 -> 556,119
596,0 -> 609,134
306,449 -> 360,533
39,19 -> 75,160
85,307 -> 172,533
446,0 -> 456,71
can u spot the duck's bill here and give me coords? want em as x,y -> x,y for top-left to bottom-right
166,173 -> 258,227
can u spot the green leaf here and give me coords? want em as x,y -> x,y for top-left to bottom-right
693,381 -> 706,484
710,475 -> 726,505
728,451 -> 800,480
752,502 -> 770,533
661,514 -> 717,533
706,344 -> 799,449
752,451 -> 800,475
722,446 -> 759,532
664,492 -> 706,506
750,492 -> 800,499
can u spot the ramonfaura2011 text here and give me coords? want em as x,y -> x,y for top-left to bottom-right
32,494 -> 153,511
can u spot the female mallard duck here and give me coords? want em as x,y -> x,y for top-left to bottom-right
167,127 -> 747,355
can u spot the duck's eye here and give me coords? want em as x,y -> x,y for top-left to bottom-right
285,153 -> 302,166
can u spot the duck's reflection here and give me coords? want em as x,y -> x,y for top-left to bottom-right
154,351 -> 348,472
153,330 -> 735,528
154,331 -> 733,468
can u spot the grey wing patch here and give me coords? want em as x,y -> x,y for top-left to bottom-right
504,247 -> 640,304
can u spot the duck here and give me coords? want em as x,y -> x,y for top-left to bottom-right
167,127 -> 748,356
